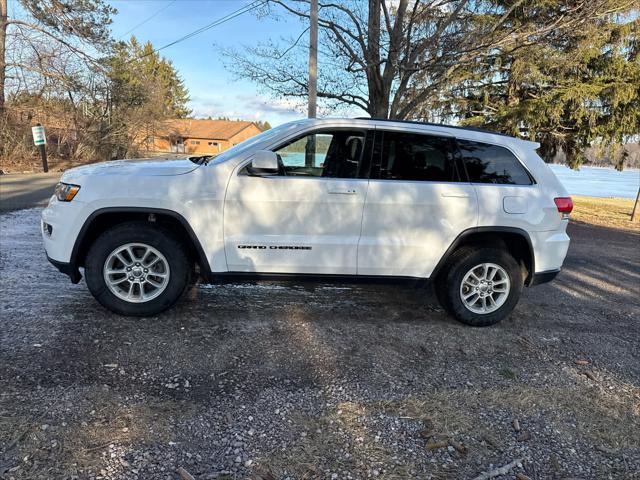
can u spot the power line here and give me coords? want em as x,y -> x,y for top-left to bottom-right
152,0 -> 264,52
119,0 -> 177,39
133,0 -> 265,61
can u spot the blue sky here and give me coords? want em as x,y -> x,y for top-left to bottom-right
108,0 -> 309,125
6,0 -> 364,125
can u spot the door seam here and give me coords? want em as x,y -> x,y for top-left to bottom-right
356,127 -> 376,275
221,162 -> 240,272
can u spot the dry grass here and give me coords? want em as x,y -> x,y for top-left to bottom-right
256,380 -> 639,479
0,151 -> 186,173
476,384 -> 640,449
258,403 -> 418,479
0,387 -> 179,477
0,155 -> 87,174
67,400 -> 176,465
385,380 -> 640,450
571,195 -> 639,231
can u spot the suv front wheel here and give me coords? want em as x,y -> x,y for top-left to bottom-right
85,222 -> 190,316
438,247 -> 524,326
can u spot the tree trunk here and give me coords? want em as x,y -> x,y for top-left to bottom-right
366,0 -> 389,119
0,0 -> 7,115
632,187 -> 640,222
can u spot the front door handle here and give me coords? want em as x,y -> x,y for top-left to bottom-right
328,189 -> 357,195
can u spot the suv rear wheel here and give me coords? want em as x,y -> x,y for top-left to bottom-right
85,222 -> 190,316
438,247 -> 523,326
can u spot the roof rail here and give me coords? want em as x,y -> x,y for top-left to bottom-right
354,117 -> 514,138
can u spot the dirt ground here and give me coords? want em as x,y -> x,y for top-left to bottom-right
0,209 -> 638,480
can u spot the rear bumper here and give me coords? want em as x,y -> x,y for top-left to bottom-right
529,268 -> 560,286
530,230 -> 570,273
46,254 -> 82,284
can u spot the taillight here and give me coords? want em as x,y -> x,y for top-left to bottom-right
554,197 -> 573,217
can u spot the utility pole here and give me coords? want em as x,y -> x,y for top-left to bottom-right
305,0 -> 318,168
307,0 -> 318,119
632,187 -> 640,222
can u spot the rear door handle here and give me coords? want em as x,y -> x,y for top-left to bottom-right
441,192 -> 470,198
328,189 -> 357,195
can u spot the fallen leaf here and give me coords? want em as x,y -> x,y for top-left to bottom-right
517,431 -> 532,442
512,418 -> 521,432
425,434 -> 450,450
448,438 -> 467,454
177,466 -> 195,480
426,439 -> 449,450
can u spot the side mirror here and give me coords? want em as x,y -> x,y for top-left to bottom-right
247,150 -> 279,176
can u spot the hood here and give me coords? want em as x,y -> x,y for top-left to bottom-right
61,158 -> 201,181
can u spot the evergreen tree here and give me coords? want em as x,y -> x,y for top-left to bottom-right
104,36 -> 191,157
110,38 -> 190,119
443,3 -> 639,169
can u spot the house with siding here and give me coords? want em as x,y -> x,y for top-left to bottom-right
147,119 -> 263,155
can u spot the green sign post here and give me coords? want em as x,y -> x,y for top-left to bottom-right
31,124 -> 48,172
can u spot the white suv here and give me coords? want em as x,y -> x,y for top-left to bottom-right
41,118 -> 572,326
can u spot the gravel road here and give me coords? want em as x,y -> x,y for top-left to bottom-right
0,209 -> 638,480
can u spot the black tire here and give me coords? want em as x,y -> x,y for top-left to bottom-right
85,222 -> 191,316
440,247 -> 524,327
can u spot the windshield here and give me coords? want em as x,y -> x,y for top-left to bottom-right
210,121 -> 305,165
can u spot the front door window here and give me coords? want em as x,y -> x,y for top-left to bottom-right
273,130 -> 366,178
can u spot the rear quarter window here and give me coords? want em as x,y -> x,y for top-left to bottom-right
457,140 -> 533,185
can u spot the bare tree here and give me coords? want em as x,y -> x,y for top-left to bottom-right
0,0 -> 7,113
0,0 -> 114,113
225,0 -> 635,119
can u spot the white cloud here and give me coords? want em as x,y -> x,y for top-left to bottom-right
189,92 -> 366,125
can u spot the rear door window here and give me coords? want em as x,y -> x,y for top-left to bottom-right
457,140 -> 533,185
374,131 -> 460,182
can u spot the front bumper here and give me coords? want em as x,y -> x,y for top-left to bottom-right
46,254 -> 82,284
42,196 -> 87,283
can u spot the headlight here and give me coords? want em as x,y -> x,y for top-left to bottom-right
54,182 -> 81,202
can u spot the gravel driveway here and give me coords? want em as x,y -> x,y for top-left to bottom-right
0,209 -> 638,480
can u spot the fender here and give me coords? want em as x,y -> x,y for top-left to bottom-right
430,226 -> 535,285
66,207 -> 211,282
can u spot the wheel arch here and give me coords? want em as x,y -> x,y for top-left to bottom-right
432,227 -> 535,285
71,207 -> 211,279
